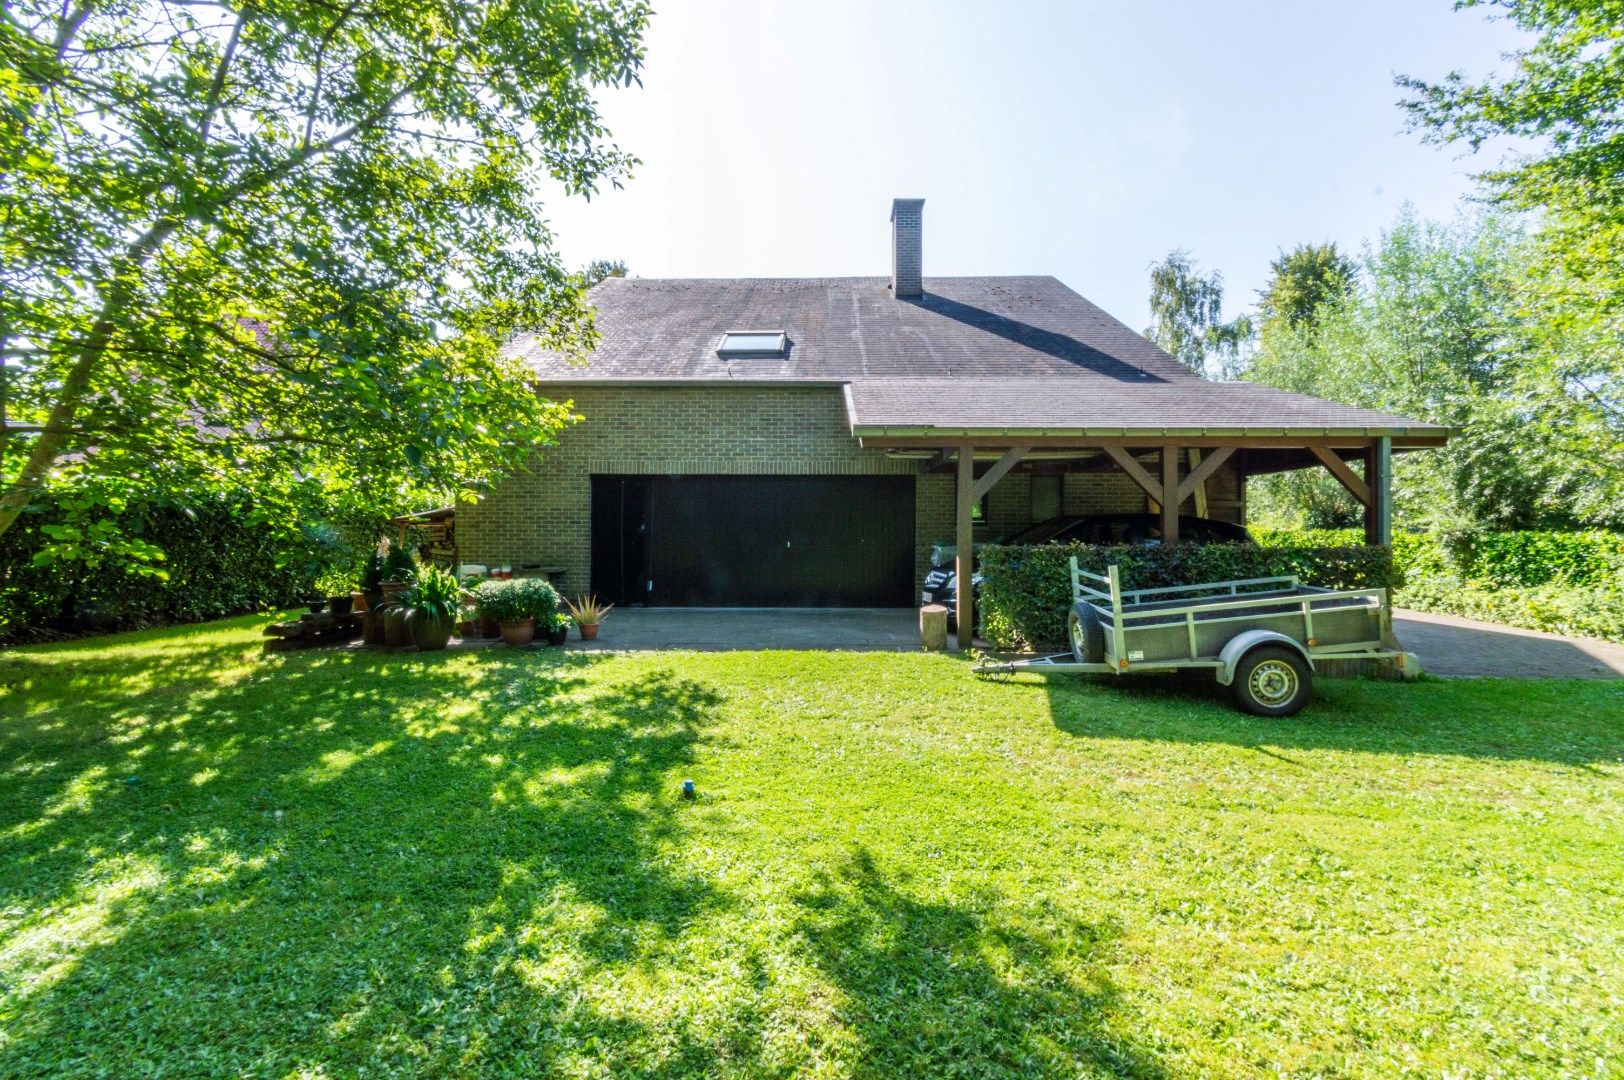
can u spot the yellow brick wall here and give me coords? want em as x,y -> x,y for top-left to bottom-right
457,384 -> 1244,600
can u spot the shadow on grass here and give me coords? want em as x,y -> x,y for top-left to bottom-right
0,639 -> 751,1076
1031,666 -> 1624,767
793,848 -> 1164,1079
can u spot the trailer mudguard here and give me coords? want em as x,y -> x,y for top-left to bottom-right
1215,630 -> 1315,686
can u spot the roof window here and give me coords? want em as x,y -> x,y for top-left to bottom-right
717,331 -> 788,358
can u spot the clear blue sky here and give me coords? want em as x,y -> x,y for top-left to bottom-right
543,0 -> 1528,326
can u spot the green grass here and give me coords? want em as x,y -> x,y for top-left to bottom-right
1,618 -> 1621,1078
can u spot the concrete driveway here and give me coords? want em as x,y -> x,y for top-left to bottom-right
1394,608 -> 1624,679
568,607 -> 919,652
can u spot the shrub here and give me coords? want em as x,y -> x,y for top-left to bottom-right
402,565 -> 462,625
0,494 -> 328,644
472,577 -> 560,625
979,542 -> 1400,651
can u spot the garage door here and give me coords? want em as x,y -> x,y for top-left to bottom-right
591,475 -> 915,607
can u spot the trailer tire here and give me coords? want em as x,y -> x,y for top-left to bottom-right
1231,646 -> 1312,717
1068,603 -> 1106,664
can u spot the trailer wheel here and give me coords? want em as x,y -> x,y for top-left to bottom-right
1231,646 -> 1311,717
1068,603 -> 1105,663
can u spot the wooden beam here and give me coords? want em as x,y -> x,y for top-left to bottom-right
1364,437 -> 1392,545
955,442 -> 975,650
972,444 -> 1030,501
1176,445 -> 1235,505
921,448 -> 955,473
1102,445 -> 1165,502
1161,444 -> 1180,544
1309,445 -> 1372,507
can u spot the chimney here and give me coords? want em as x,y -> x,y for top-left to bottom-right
890,197 -> 925,298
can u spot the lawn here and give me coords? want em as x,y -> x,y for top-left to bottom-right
1,619 -> 1620,1078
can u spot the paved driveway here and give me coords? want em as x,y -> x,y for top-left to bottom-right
568,607 -> 919,652
1394,608 -> 1624,679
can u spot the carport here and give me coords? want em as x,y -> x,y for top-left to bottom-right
844,377 -> 1451,648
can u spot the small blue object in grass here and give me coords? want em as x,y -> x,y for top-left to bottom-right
681,779 -> 695,800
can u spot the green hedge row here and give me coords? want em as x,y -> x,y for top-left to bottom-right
0,496 -> 327,644
1253,527 -> 1624,590
978,543 -> 1400,651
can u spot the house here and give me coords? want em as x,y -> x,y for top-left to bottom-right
457,199 -> 1446,643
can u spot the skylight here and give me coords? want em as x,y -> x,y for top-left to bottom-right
717,331 -> 788,358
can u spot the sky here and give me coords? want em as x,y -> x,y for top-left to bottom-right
541,0 -> 1530,327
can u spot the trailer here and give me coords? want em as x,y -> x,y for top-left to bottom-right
973,558 -> 1420,715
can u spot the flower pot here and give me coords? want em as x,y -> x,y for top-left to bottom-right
383,606 -> 413,649
457,619 -> 478,638
381,580 -> 407,602
306,599 -> 327,614
351,590 -> 369,613
479,613 -> 501,639
409,610 -> 455,651
578,623 -> 599,641
546,624 -> 569,647
361,610 -> 386,645
328,595 -> 354,616
498,618 -> 535,647
360,590 -> 385,614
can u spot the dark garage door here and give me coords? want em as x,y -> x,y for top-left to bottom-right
591,475 -> 915,607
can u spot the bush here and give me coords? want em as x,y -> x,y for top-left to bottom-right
472,577 -> 560,625
1254,526 -> 1624,643
0,494 -> 329,644
979,542 -> 1400,651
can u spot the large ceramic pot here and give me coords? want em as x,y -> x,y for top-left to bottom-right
383,606 -> 413,649
498,617 -> 535,647
361,610 -> 386,645
381,580 -> 407,602
409,610 -> 454,651
328,595 -> 354,616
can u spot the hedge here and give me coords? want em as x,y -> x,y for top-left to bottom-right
0,495 -> 328,644
978,542 -> 1400,651
1255,527 -> 1624,644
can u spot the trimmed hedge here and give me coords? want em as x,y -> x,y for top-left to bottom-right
979,542 -> 1399,651
0,496 -> 326,644
1255,526 -> 1624,644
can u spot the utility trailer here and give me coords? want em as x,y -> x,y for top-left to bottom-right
974,559 -> 1420,715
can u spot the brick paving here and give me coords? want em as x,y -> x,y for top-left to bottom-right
1394,608 -> 1624,679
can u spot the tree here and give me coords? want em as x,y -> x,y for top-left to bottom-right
579,259 -> 629,287
1398,0 -> 1624,520
1256,243 -> 1356,333
0,1 -> 649,557
1145,250 -> 1252,377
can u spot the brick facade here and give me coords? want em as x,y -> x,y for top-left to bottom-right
456,383 -> 1244,601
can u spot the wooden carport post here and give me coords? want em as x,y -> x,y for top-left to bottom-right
1364,437 -> 1392,545
955,443 -> 975,650
1160,444 -> 1180,545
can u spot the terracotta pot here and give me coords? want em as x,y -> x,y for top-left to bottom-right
361,610 -> 386,645
546,624 -> 569,647
479,613 -> 501,639
383,606 -> 412,649
499,618 -> 535,647
381,580 -> 407,602
409,610 -> 454,651
578,623 -> 599,641
351,590 -> 368,613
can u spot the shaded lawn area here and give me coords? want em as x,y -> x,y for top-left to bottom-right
1,619 -> 1620,1078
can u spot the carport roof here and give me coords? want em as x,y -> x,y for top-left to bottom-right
843,377 -> 1450,442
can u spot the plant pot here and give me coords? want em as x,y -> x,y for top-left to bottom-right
457,619 -> 478,638
409,610 -> 455,651
479,613 -> 501,639
351,590 -> 370,613
306,599 -> 327,614
361,610 -> 386,645
498,618 -> 535,647
383,606 -> 413,649
328,595 -> 354,616
578,623 -> 599,641
546,624 -> 569,647
381,580 -> 407,602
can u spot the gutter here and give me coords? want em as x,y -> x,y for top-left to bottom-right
849,425 -> 1452,439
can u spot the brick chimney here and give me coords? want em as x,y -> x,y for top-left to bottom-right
890,198 -> 924,298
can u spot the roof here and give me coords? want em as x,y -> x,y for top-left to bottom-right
843,378 -> 1451,441
511,276 -> 1196,382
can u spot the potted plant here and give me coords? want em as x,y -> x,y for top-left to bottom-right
401,565 -> 460,651
565,595 -> 613,641
473,578 -> 561,647
359,553 -> 387,643
545,609 -> 572,647
380,541 -> 418,601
